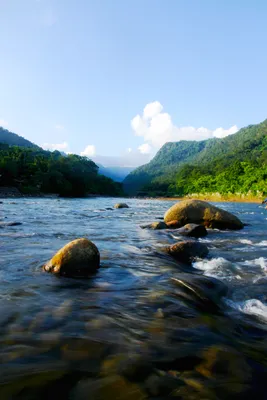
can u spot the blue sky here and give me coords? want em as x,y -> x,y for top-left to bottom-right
0,0 -> 267,166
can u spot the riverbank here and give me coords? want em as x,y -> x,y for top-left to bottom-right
154,193 -> 263,203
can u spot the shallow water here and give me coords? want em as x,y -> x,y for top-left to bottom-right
1,198 -> 267,399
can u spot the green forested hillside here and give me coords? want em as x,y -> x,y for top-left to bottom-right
0,127 -> 39,148
0,144 -> 123,197
124,119 -> 267,197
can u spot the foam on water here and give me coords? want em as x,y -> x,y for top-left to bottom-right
256,241 -> 267,247
226,298 -> 267,321
238,239 -> 253,245
193,257 -> 242,280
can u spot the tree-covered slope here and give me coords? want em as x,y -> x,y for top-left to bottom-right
123,140 -> 210,194
0,144 -> 123,197
123,119 -> 267,196
0,127 -> 39,148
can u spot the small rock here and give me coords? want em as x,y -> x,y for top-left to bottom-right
106,207 -> 113,210
114,203 -> 129,209
177,223 -> 207,238
167,241 -> 209,264
141,222 -> 168,230
44,238 -> 100,278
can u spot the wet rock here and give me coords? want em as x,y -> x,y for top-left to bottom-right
171,274 -> 228,312
114,203 -> 129,209
141,222 -> 168,230
166,220 -> 181,228
0,221 -> 22,227
145,373 -> 185,397
164,199 -> 244,230
118,354 -> 154,382
195,345 -> 252,397
44,238 -> 100,277
106,207 -> 113,210
167,241 -> 209,264
176,223 -> 207,238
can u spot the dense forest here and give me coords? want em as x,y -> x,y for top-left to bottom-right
124,119 -> 267,197
0,144 -> 123,197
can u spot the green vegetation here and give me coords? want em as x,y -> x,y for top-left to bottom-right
124,119 -> 267,197
0,144 -> 123,197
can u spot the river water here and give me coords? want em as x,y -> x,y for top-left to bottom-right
1,198 -> 267,399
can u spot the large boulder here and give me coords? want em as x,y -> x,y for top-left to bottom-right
114,203 -> 129,209
164,199 -> 243,230
167,241 -> 209,264
44,238 -> 100,277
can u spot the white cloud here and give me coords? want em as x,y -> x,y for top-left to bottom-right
131,101 -> 238,149
80,145 -> 96,157
138,143 -> 152,154
143,101 -> 163,119
0,119 -> 8,127
42,141 -> 69,151
127,148 -> 132,153
213,125 -> 238,138
55,124 -> 64,131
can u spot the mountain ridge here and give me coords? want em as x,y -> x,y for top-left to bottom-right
123,119 -> 267,196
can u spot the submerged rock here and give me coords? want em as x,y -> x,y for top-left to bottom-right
171,273 -> 228,312
164,199 -> 244,230
44,238 -> 100,277
114,203 -> 129,209
141,221 -> 168,230
167,241 -> 209,264
72,375 -> 146,400
176,223 -> 208,238
0,221 -> 22,227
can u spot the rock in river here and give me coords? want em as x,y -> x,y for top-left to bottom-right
141,221 -> 168,230
167,240 -> 209,264
114,203 -> 129,209
44,238 -> 100,277
176,223 -> 207,238
164,199 -> 243,230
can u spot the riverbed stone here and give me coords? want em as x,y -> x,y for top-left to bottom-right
171,274 -> 228,312
164,199 -> 244,230
167,241 -> 209,264
44,238 -> 100,277
0,221 -> 22,227
72,375 -> 146,400
114,203 -> 129,209
176,223 -> 207,238
141,221 -> 168,230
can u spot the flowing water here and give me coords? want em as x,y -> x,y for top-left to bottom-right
1,198 -> 267,399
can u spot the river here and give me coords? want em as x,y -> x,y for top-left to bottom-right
1,198 -> 267,399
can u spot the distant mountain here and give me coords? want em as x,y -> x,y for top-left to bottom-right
0,127 -> 39,148
98,164 -> 134,182
123,119 -> 267,196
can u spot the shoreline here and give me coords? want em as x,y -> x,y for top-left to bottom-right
153,195 -> 262,203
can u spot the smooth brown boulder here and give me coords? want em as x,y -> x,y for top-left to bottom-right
114,203 -> 129,209
164,199 -> 243,230
167,241 -> 209,264
44,238 -> 100,277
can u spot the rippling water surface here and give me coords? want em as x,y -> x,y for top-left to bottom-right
1,198 -> 267,399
